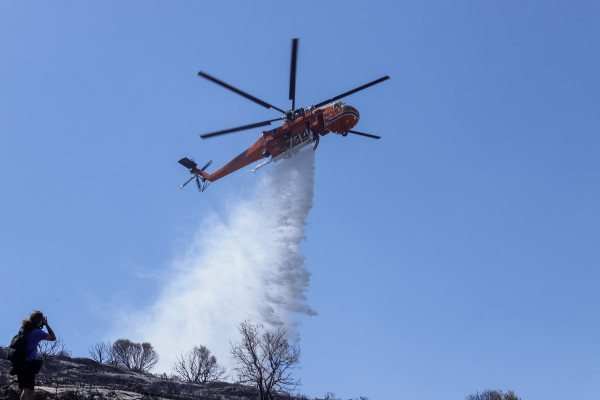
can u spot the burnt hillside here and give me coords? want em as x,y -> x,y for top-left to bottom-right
0,348 -> 306,400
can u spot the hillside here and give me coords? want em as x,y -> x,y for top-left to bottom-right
0,349 -> 306,400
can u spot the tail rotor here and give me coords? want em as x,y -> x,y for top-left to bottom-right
178,158 -> 212,192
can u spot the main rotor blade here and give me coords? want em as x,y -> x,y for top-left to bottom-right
348,130 -> 381,140
289,38 -> 299,111
200,118 -> 282,139
314,76 -> 390,108
198,71 -> 287,114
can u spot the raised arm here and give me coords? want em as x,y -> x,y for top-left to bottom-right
43,317 -> 56,341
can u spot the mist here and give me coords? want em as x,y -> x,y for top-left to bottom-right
125,148 -> 317,372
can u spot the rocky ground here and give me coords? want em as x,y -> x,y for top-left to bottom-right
0,349 -> 306,400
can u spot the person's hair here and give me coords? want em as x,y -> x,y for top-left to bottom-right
21,310 -> 44,332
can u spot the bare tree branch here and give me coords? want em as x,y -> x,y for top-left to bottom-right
173,345 -> 227,383
467,390 -> 521,400
38,336 -> 70,361
110,339 -> 159,373
88,342 -> 111,364
231,321 -> 300,400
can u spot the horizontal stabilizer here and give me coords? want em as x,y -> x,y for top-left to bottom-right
178,157 -> 198,170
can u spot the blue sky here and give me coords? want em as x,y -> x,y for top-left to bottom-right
1,1 -> 599,399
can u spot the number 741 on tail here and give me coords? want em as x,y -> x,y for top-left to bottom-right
179,38 -> 389,192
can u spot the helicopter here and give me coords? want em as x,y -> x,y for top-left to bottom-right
179,38 -> 389,192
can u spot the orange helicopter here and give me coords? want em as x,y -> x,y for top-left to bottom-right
179,38 -> 389,191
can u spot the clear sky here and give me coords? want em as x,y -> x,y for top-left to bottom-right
1,1 -> 599,399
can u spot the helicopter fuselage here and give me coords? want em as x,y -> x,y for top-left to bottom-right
199,101 -> 359,182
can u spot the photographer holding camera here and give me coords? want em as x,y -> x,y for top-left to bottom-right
14,311 -> 56,400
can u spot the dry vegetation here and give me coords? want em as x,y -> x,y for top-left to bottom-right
0,347 -> 305,400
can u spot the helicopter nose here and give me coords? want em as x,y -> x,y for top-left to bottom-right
342,105 -> 360,129
324,102 -> 361,134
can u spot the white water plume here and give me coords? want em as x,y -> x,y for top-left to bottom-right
126,148 -> 317,372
